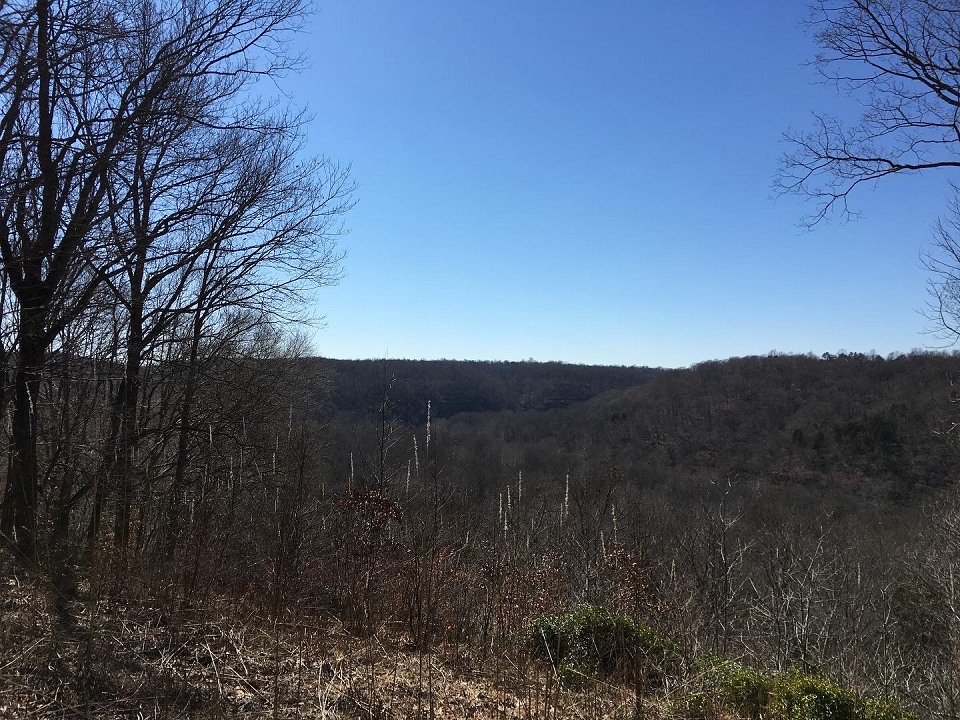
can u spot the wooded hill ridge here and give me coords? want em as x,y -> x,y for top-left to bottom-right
320,358 -> 662,422
322,351 -> 960,505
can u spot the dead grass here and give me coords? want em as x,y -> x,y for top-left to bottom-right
0,550 -> 646,719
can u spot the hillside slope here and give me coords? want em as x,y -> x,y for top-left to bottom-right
319,358 -> 661,424
425,352 -> 960,505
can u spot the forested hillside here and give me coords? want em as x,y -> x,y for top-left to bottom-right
3,349 -> 957,718
291,351 -> 960,720
331,351 -> 960,506
321,358 -> 661,422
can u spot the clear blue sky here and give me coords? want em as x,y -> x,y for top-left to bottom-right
287,0 -> 955,368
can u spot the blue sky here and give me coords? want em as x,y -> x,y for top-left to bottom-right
287,0 -> 956,367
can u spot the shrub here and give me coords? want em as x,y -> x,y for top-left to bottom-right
771,670 -> 858,720
860,696 -> 918,720
698,656 -> 770,719
769,668 -> 916,720
686,659 -> 915,720
526,604 -> 682,684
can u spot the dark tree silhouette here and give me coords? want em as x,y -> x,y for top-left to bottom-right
0,0 -> 352,559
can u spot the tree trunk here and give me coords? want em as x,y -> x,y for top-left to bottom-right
163,305 -> 204,569
1,300 -> 46,559
114,305 -> 143,555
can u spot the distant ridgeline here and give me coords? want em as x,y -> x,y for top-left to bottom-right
319,358 -> 662,423
317,352 -> 960,503
436,351 -> 960,501
575,351 -> 960,490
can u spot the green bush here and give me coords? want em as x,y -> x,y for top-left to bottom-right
525,607 -> 915,720
526,604 -> 681,682
860,696 -> 918,720
769,668 -> 916,720
685,659 -> 915,720
698,656 -> 770,719
771,670 -> 858,720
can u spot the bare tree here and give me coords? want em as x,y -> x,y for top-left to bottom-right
0,0 -> 352,560
776,0 -> 960,225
